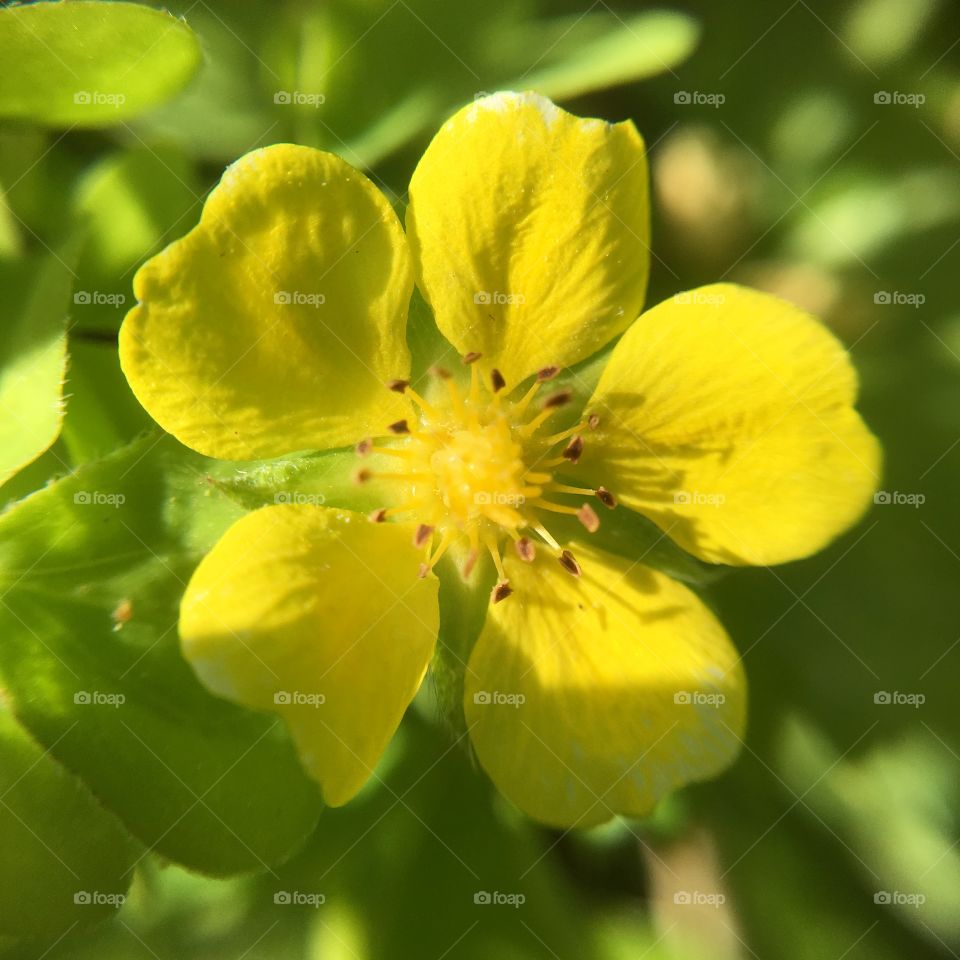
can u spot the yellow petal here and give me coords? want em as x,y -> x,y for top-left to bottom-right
120,145 -> 412,460
581,284 -> 881,565
406,91 -> 650,386
180,505 -> 438,806
464,542 -> 745,827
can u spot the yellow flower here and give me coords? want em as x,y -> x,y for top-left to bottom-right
119,92 -> 880,827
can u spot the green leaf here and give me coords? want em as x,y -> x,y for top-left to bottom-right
0,245 -> 75,488
71,144 -> 201,333
507,11 -> 701,101
0,1 -> 202,127
0,703 -> 139,938
0,434 -> 322,876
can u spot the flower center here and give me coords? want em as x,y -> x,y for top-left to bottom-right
355,356 -> 616,604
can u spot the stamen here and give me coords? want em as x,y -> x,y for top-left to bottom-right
386,377 -> 437,419
388,419 -> 410,435
577,503 -> 600,533
355,468 -> 372,484
549,482 -> 595,497
413,524 -> 434,548
515,537 -> 536,562
596,486 -> 617,509
490,368 -> 506,393
368,508 -> 388,523
558,550 -> 582,577
531,499 -> 580,517
512,379 -> 542,417
543,388 -> 573,409
491,580 -> 513,604
562,435 -> 584,463
463,351 -> 482,365
355,437 -> 373,456
531,522 -> 562,552
588,413 -> 601,430
537,366 -> 561,381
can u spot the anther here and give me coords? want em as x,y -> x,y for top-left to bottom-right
430,365 -> 451,380
596,486 -> 617,509
413,524 -> 434,548
463,351 -> 483,365
491,580 -> 513,604
558,550 -> 582,577
543,388 -> 573,409
355,468 -> 372,484
417,562 -> 430,579
577,503 -> 600,533
490,368 -> 506,393
386,378 -> 409,393
515,537 -> 536,562
388,419 -> 409,435
562,435 -> 584,463
369,508 -> 388,523
588,413 -> 601,430
355,437 -> 373,456
537,366 -> 561,381
462,549 -> 479,580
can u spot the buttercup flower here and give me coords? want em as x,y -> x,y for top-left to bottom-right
119,91 -> 880,827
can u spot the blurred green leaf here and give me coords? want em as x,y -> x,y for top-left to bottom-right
71,144 -> 201,333
0,245 -> 75,488
0,703 -> 139,938
0,433 -> 322,876
0,1 -> 202,127
508,11 -> 700,101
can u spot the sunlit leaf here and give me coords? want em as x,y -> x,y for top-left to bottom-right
0,1 -> 202,127
0,434 -> 322,875
0,704 -> 139,938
